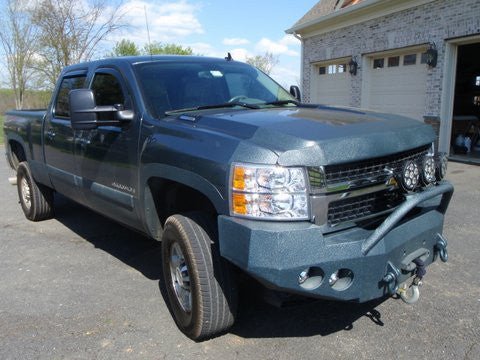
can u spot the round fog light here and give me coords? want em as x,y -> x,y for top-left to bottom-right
329,269 -> 354,291
400,160 -> 420,192
298,267 -> 324,290
422,156 -> 436,185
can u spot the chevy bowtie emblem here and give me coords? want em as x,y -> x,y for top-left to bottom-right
384,166 -> 398,186
386,177 -> 398,187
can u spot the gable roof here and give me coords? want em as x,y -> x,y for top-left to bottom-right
286,0 -> 435,37
293,0 -> 365,28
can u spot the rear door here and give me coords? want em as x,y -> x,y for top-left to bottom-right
75,68 -> 141,227
44,71 -> 87,201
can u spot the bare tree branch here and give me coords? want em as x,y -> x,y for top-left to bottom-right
31,0 -> 125,88
246,52 -> 280,75
0,0 -> 38,109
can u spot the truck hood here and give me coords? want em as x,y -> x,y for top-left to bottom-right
184,105 -> 435,166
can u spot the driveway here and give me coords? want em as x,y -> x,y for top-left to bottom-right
0,155 -> 479,360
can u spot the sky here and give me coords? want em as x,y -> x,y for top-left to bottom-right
103,0 -> 316,87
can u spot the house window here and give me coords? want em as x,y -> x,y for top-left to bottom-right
420,52 -> 429,64
335,0 -> 361,10
319,62 -> 349,75
373,58 -> 384,69
403,54 -> 417,66
475,76 -> 480,86
388,56 -> 400,67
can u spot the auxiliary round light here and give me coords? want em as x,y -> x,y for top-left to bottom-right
401,160 -> 420,191
422,156 -> 436,185
436,153 -> 448,180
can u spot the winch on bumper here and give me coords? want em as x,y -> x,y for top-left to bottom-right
218,181 -> 453,303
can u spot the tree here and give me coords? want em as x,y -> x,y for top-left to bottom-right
31,0 -> 124,87
110,39 -> 140,57
0,0 -> 38,109
246,52 -> 279,75
143,41 -> 193,56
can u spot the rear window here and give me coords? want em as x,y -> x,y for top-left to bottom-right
54,75 -> 87,118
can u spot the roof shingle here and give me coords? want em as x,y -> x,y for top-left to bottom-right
293,0 -> 366,27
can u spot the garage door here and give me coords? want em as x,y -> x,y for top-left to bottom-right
365,51 -> 428,121
312,61 -> 350,106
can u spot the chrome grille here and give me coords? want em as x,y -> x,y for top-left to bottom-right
327,190 -> 404,226
310,145 -> 431,230
309,145 -> 430,193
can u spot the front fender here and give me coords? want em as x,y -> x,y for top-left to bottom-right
139,163 -> 227,240
140,163 -> 226,213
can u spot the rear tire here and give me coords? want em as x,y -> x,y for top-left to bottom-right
161,212 -> 237,340
17,162 -> 54,221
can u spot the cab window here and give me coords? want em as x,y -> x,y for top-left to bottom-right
91,73 -> 125,106
54,75 -> 87,118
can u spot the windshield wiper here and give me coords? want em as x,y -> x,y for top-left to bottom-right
165,101 -> 259,115
263,100 -> 300,107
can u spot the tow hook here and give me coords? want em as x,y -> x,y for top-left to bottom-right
397,258 -> 426,304
383,262 -> 400,295
435,233 -> 448,262
397,277 -> 422,304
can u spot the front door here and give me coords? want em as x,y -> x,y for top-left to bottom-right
75,68 -> 141,227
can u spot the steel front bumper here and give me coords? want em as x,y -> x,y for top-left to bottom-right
218,181 -> 454,303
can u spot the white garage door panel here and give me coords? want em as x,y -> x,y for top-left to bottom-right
313,72 -> 350,106
367,55 -> 427,121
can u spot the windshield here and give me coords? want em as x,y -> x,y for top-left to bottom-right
134,60 -> 296,118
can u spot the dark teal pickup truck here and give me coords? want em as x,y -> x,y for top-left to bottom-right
4,56 -> 453,340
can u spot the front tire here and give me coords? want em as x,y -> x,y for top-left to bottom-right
161,212 -> 237,340
17,162 -> 54,221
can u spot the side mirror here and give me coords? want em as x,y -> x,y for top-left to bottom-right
290,85 -> 301,102
69,89 -> 98,130
69,89 -> 134,130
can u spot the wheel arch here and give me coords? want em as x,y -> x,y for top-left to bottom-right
7,137 -> 28,170
141,164 -> 227,240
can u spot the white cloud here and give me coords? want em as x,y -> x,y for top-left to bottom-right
112,0 -> 203,44
189,42 -> 219,57
229,48 -> 251,62
222,38 -> 250,46
255,35 -> 300,56
271,65 -> 300,88
279,34 -> 301,46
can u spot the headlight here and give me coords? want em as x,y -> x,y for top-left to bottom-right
230,163 -> 309,220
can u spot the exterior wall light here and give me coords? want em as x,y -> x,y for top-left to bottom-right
425,43 -> 438,68
348,57 -> 358,75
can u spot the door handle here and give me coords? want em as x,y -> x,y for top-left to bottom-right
46,128 -> 56,140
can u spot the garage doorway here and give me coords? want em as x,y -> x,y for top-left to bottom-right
311,58 -> 351,106
361,45 -> 429,121
449,42 -> 480,164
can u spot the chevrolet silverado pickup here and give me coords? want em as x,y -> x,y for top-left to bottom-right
3,56 -> 453,340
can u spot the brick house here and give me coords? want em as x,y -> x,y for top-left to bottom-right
287,0 -> 480,162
